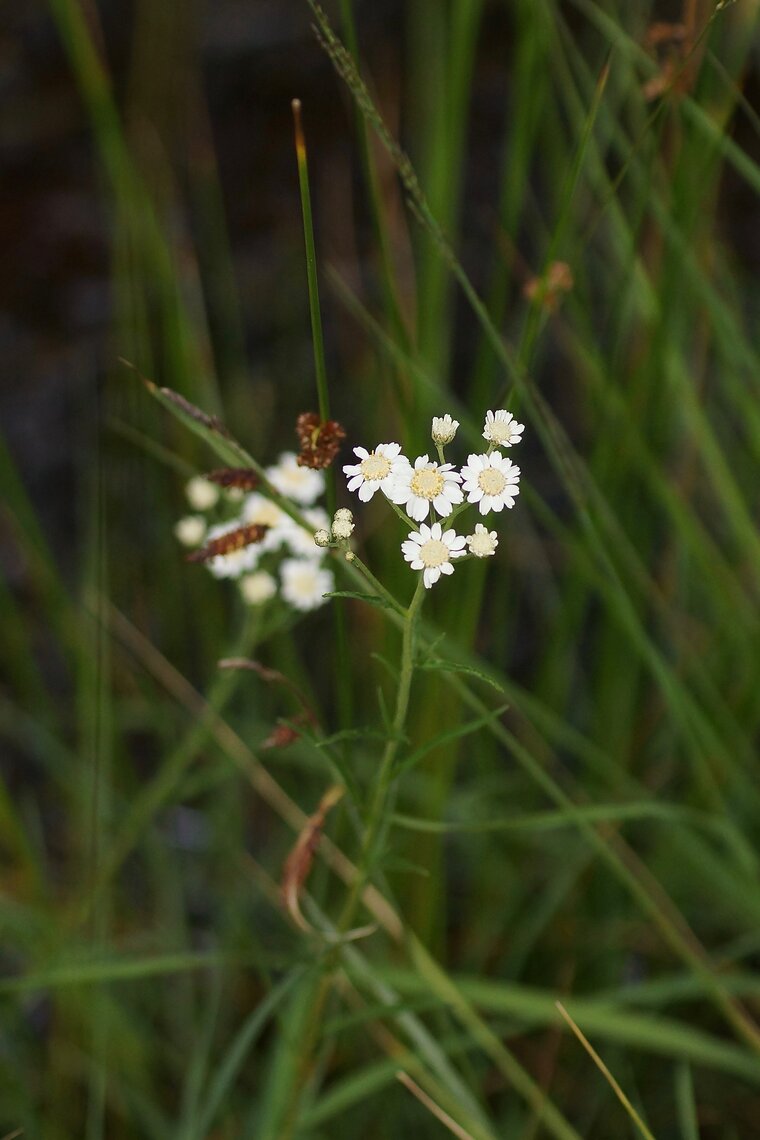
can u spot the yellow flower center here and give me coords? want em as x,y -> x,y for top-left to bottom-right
419,539 -> 449,568
410,467 -> 445,500
360,453 -> 392,481
478,467 -> 507,496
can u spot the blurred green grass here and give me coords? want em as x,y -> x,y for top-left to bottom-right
3,0 -> 760,1135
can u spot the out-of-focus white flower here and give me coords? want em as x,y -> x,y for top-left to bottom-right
389,455 -> 463,522
185,476 -> 219,511
242,492 -> 289,552
174,515 -> 206,547
466,523 -> 499,558
225,486 -> 245,503
314,528 -> 331,548
401,521 -> 466,589
431,414 -> 459,446
205,522 -> 260,579
331,514 -> 354,540
483,409 -> 525,448
282,507 -> 331,558
461,452 -> 520,514
240,570 -> 277,605
265,452 -> 325,506
343,443 -> 408,502
280,559 -> 335,611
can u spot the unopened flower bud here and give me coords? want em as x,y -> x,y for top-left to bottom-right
314,528 -> 331,548
431,414 -> 459,446
332,516 -> 355,540
185,476 -> 220,511
174,515 -> 206,547
334,507 -> 353,522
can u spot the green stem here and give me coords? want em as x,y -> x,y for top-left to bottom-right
337,574 -> 426,930
292,99 -> 330,426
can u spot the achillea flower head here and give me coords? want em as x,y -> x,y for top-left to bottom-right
466,523 -> 499,558
313,528 -> 331,548
388,455 -> 463,521
401,521 -> 466,589
461,451 -> 520,514
482,410 -> 524,449
280,559 -> 334,611
343,443 -> 408,502
240,570 -> 277,605
431,414 -> 459,446
266,452 -> 325,506
174,515 -> 206,547
185,475 -> 220,511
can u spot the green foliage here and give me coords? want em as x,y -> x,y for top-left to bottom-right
3,0 -> 760,1136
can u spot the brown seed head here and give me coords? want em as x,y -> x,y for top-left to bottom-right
295,411 -> 346,469
186,523 -> 268,563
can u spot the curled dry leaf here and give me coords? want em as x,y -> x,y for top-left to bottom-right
186,524 -> 269,563
295,411 -> 346,469
261,712 -> 315,750
281,784 -> 345,933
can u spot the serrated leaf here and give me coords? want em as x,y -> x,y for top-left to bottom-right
396,703 -> 510,775
417,658 -> 504,693
323,590 -> 392,611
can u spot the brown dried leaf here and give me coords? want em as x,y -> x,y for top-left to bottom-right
281,785 -> 345,932
295,411 -> 346,469
186,523 -> 268,563
205,468 -> 260,491
523,260 -> 574,312
261,712 -> 314,750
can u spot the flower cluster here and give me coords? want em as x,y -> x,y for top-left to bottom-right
175,453 -> 335,611
343,409 -> 523,589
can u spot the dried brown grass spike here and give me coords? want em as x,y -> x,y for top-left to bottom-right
205,467 -> 260,490
186,524 -> 268,563
295,411 -> 346,469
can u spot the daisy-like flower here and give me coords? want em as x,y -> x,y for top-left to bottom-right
282,507 -> 331,559
483,409 -> 525,449
431,414 -> 459,446
265,452 -> 325,506
174,515 -> 206,547
343,443 -> 408,502
242,492 -> 290,553
185,475 -> 220,511
466,523 -> 499,558
461,451 -> 520,514
204,522 -> 260,579
401,521 -> 466,589
280,558 -> 335,612
389,454 -> 463,522
240,570 -> 277,606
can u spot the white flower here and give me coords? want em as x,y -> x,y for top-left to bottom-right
343,442 -> 408,502
401,521 -> 466,589
431,414 -> 459,446
466,523 -> 499,558
240,570 -> 277,605
332,514 -> 354,540
185,476 -> 219,511
241,492 -> 290,553
280,559 -> 335,611
483,410 -> 525,448
174,515 -> 206,547
282,507 -> 331,558
461,451 -> 520,514
388,455 -> 463,522
265,452 -> 325,506
314,528 -> 331,548
205,521 -> 260,580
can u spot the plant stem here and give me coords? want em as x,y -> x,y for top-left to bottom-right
338,573 -> 426,929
